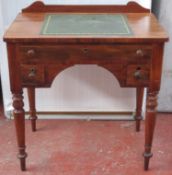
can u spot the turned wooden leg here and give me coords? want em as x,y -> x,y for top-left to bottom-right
135,87 -> 144,132
27,87 -> 37,132
143,90 -> 158,170
12,92 -> 27,171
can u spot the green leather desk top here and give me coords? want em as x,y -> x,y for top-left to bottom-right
41,14 -> 132,36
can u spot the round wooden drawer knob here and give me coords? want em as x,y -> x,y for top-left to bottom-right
27,49 -> 35,57
136,49 -> 144,57
82,48 -> 89,54
28,68 -> 36,77
134,69 -> 142,80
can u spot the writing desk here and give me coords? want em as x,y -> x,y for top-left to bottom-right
3,1 -> 168,171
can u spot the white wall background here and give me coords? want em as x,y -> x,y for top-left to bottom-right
152,0 -> 172,112
0,0 -> 151,118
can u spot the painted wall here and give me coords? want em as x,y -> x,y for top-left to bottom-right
0,0 -> 12,115
152,0 -> 172,112
0,0 -> 151,118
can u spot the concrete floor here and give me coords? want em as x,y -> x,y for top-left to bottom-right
0,112 -> 172,175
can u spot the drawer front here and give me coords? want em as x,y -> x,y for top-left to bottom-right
18,44 -> 152,87
126,64 -> 150,86
18,44 -> 152,64
20,65 -> 45,86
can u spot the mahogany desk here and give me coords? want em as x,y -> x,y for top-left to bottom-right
3,1 -> 168,171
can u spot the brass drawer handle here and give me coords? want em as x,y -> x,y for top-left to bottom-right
134,67 -> 142,80
28,68 -> 36,77
136,49 -> 144,57
27,49 -> 35,57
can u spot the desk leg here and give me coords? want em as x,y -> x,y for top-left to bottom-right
12,92 -> 27,171
27,87 -> 37,132
135,87 -> 144,132
144,90 -> 158,170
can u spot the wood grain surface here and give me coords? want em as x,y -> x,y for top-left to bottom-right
3,1 -> 168,172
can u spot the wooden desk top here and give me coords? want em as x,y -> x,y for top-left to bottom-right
3,2 -> 168,43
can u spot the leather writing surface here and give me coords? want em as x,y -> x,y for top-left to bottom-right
41,14 -> 133,36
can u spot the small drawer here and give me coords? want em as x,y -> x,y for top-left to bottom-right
128,48 -> 151,58
126,65 -> 150,86
125,47 -> 152,64
20,65 -> 45,85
